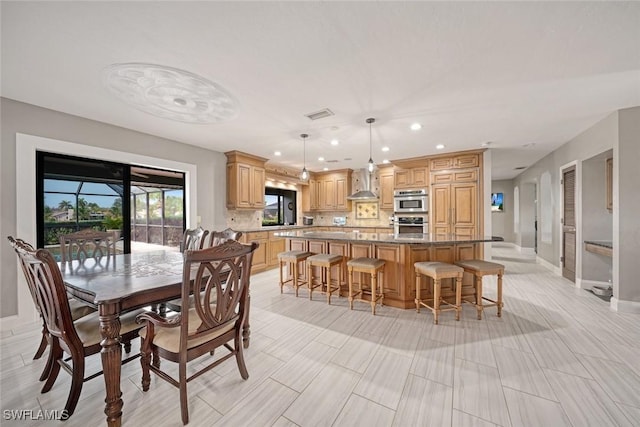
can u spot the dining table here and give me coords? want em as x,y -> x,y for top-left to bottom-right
59,250 -> 252,427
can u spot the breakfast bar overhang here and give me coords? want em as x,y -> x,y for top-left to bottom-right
276,231 -> 498,309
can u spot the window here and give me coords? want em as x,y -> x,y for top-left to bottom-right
263,188 -> 296,226
37,152 -> 186,253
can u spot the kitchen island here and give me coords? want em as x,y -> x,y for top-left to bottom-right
276,230 -> 497,309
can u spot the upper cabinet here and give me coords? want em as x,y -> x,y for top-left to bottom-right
430,153 -> 479,171
303,169 -> 352,212
378,166 -> 395,210
225,151 -> 267,210
393,166 -> 428,189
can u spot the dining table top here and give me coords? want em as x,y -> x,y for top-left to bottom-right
60,249 -> 186,306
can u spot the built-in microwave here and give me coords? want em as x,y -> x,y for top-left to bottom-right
394,189 -> 428,213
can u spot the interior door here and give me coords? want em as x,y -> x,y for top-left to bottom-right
562,167 -> 576,282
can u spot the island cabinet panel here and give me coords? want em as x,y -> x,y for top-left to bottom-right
407,246 -> 430,303
308,240 -> 327,282
375,244 -> 404,303
328,242 -> 349,293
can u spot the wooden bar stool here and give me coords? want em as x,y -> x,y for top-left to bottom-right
278,250 -> 312,297
414,262 -> 463,324
306,254 -> 344,303
454,260 -> 505,319
347,258 -> 385,315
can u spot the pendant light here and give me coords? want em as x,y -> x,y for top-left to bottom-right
300,133 -> 309,181
366,117 -> 376,173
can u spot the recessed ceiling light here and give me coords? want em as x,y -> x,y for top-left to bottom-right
410,123 -> 422,131
318,157 -> 324,161
523,143 -> 536,148
323,167 -> 329,171
331,139 -> 339,146
382,146 -> 389,152
103,63 -> 238,123
481,141 -> 492,147
274,151 -> 281,156
436,144 -> 445,150
382,159 -> 390,164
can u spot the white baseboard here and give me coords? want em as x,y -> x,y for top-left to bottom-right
610,297 -> 640,314
536,256 -> 561,275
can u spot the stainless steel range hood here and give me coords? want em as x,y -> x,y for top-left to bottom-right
347,169 -> 378,201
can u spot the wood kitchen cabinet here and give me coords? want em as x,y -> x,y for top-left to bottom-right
431,181 -> 478,236
241,231 -> 268,273
304,169 -> 352,212
430,153 -> 479,171
378,166 -> 395,210
226,151 -> 267,210
394,166 -> 428,189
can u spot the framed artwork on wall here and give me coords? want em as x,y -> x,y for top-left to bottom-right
491,192 -> 504,212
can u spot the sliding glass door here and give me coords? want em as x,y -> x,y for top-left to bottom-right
37,152 -> 185,254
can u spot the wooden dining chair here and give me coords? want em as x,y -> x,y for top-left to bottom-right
59,228 -> 117,264
8,237 -> 144,420
7,237 -> 95,376
205,228 -> 243,248
180,226 -> 209,252
136,240 -> 258,425
165,228 -> 243,313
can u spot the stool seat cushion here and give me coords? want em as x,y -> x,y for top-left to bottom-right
278,250 -> 312,261
308,253 -> 343,264
455,259 -> 504,274
347,257 -> 385,270
414,261 -> 463,278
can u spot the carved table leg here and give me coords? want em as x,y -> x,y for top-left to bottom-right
99,303 -> 123,427
242,291 -> 251,349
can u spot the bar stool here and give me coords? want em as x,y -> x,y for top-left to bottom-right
454,260 -> 505,319
306,253 -> 344,303
278,250 -> 312,297
347,258 -> 385,315
414,262 -> 463,324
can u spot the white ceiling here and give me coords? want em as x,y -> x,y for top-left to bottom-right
2,2 -> 639,180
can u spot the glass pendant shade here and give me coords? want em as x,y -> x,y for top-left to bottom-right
366,118 -> 376,172
367,158 -> 375,173
300,133 -> 309,181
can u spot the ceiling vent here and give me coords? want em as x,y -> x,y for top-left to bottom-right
325,159 -> 339,163
305,108 -> 334,121
514,166 -> 527,170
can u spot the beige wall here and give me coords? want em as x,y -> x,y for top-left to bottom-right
1,98 -> 227,319
490,180 -> 515,243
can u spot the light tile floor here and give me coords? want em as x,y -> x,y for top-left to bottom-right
1,243 -> 639,426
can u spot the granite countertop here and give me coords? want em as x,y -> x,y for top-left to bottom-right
584,240 -> 613,249
275,230 -> 497,245
235,225 -> 392,233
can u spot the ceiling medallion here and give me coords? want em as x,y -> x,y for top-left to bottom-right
103,63 -> 239,124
